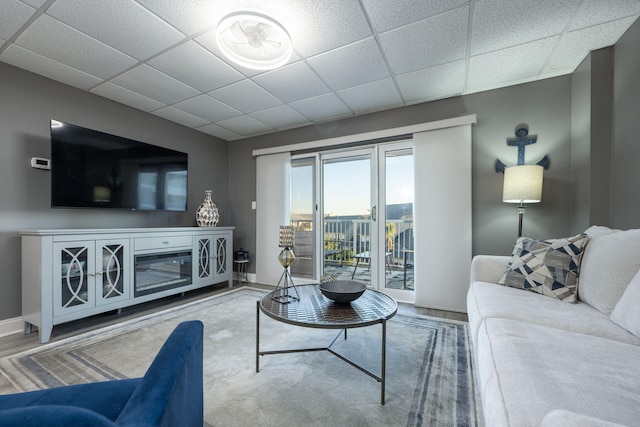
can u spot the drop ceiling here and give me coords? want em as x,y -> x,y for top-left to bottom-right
1,0 -> 638,141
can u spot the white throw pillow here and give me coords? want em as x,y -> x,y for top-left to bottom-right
583,225 -> 620,239
610,268 -> 640,338
579,228 -> 640,315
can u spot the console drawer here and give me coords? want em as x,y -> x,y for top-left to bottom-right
134,236 -> 192,251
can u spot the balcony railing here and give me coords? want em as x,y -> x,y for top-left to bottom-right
291,218 -> 414,268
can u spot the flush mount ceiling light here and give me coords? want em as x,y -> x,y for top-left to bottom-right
215,11 -> 292,71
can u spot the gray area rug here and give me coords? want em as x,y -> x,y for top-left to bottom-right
0,287 -> 479,426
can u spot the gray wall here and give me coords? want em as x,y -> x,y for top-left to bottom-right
570,48 -> 614,234
0,62 -> 229,320
229,76 -> 574,274
612,17 -> 640,228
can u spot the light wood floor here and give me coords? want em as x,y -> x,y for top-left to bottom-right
0,281 -> 467,394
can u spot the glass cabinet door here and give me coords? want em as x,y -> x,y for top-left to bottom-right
214,235 -> 228,277
54,243 -> 95,316
195,236 -> 213,283
96,240 -> 130,305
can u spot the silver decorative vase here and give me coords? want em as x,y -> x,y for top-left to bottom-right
196,190 -> 220,227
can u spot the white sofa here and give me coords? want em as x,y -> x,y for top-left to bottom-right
467,226 -> 640,427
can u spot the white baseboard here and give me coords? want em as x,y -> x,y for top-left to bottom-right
235,272 -> 257,284
0,316 -> 23,338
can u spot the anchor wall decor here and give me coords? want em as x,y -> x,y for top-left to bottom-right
495,124 -> 550,173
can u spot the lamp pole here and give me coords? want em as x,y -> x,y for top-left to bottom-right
517,203 -> 525,238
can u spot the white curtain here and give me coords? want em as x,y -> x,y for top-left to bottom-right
255,152 -> 291,285
413,125 -> 472,312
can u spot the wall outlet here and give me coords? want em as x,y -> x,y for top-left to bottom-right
251,201 -> 257,210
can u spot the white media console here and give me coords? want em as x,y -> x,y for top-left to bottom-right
21,227 -> 234,343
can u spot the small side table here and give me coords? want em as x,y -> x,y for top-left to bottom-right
234,259 -> 249,282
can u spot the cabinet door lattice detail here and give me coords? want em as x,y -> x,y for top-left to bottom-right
216,237 -> 227,275
101,244 -> 125,299
60,246 -> 90,309
198,238 -> 212,279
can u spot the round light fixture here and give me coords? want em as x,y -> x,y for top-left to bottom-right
215,11 -> 292,71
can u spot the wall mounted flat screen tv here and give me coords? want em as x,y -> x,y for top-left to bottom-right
51,120 -> 188,211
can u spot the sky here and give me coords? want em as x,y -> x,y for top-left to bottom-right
291,153 -> 414,217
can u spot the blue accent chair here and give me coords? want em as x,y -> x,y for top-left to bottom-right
0,320 -> 204,426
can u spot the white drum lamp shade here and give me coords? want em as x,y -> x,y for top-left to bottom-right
502,165 -> 543,237
503,165 -> 543,203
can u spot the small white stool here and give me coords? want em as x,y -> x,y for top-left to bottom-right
234,259 -> 249,282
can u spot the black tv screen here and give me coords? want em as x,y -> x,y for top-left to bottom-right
51,120 -> 188,211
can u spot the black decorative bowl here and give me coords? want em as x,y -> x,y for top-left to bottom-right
319,280 -> 367,304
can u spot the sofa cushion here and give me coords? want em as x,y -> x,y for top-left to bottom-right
467,282 -> 640,347
476,318 -> 640,427
610,268 -> 640,338
583,225 -> 620,239
579,228 -> 640,314
541,409 -> 629,427
497,233 -> 587,303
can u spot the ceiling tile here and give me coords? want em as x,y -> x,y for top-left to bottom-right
396,60 -> 465,103
173,94 -> 241,122
15,14 -> 137,79
111,64 -> 199,104
249,105 -> 311,130
337,78 -> 403,114
1,44 -> 102,89
196,123 -> 242,141
380,6 -> 469,74
135,0 -> 271,36
0,1 -> 36,40
46,0 -> 184,60
362,0 -> 469,32
260,0 -> 373,58
467,36 -> 558,92
91,82 -> 165,112
253,61 -> 329,103
545,17 -> 639,74
151,106 -> 209,128
148,41 -> 244,92
215,115 -> 273,136
0,0 -> 638,142
289,92 -> 352,122
471,0 -> 578,55
209,80 -> 281,113
570,0 -> 640,30
307,37 -> 390,90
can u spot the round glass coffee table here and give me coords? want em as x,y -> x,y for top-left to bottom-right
256,283 -> 398,404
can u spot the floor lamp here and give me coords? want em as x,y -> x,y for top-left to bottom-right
272,225 -> 300,303
503,165 -> 543,238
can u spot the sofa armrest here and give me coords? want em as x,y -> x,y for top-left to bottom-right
470,255 -> 510,284
0,405 -> 116,427
0,378 -> 141,422
116,320 -> 204,427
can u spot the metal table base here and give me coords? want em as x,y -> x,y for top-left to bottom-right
255,284 -> 397,405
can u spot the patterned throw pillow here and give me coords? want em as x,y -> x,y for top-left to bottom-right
497,233 -> 588,303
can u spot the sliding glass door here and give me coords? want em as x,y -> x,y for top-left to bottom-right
289,143 -> 414,301
321,150 -> 377,286
290,157 -> 316,279
379,143 -> 414,301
